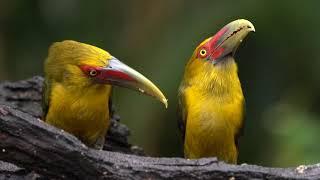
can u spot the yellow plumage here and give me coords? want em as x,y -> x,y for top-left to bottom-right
46,81 -> 111,146
43,40 -> 167,148
44,40 -> 112,147
178,19 -> 254,164
179,50 -> 244,163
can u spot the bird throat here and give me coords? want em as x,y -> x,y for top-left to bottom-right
192,56 -> 239,90
46,82 -> 112,145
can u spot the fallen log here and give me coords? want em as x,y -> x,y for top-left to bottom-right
0,77 -> 320,179
0,76 -> 144,155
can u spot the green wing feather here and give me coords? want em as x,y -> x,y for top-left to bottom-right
177,83 -> 188,144
42,79 -> 51,121
234,99 -> 246,150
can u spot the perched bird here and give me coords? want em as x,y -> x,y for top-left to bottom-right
43,40 -> 167,149
178,19 -> 255,164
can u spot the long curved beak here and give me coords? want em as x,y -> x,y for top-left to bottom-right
99,57 -> 168,108
208,19 -> 255,61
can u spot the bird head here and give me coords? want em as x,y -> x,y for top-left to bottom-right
45,40 -> 167,107
194,19 -> 255,64
185,19 -> 255,84
183,19 -> 255,91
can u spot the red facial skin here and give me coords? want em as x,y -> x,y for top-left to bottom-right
196,27 -> 229,61
79,65 -> 135,83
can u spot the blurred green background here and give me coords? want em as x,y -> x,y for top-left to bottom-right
1,0 -> 320,167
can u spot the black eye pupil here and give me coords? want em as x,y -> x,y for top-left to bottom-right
90,70 -> 97,76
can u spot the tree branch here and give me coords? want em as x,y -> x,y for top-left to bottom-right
0,77 -> 320,179
0,76 -> 144,156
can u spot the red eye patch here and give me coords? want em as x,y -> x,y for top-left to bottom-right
197,47 -> 209,58
196,27 -> 228,61
79,65 -> 135,82
79,65 -> 102,77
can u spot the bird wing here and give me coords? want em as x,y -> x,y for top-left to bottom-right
234,99 -> 246,149
42,79 -> 51,120
108,89 -> 113,118
177,84 -> 188,143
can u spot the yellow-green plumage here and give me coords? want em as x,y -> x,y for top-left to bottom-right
178,19 -> 254,164
43,40 -> 168,149
43,40 -> 112,147
178,50 -> 244,164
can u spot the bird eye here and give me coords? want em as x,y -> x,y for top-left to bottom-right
89,69 -> 97,77
199,49 -> 207,57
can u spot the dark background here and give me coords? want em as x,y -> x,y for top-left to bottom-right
1,0 -> 320,167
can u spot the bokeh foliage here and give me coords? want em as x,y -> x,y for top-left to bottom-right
1,0 -> 320,167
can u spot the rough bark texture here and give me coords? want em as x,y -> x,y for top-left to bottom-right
0,77 -> 320,179
0,76 -> 144,156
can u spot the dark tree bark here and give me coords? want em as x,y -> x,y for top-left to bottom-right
0,77 -> 320,180
0,76 -> 144,156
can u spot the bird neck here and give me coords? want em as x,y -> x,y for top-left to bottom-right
183,56 -> 243,101
52,81 -> 112,112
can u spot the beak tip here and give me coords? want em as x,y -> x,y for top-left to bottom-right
246,20 -> 255,32
251,26 -> 256,32
163,99 -> 168,108
236,19 -> 255,32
